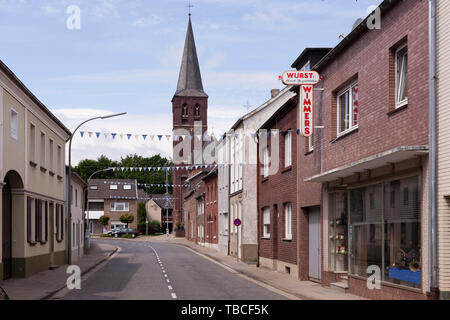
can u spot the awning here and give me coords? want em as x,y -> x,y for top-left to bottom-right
305,146 -> 428,183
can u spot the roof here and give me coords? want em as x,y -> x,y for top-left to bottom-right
0,60 -> 72,136
202,167 -> 218,181
150,194 -> 173,210
291,48 -> 332,70
137,189 -> 150,202
88,179 -> 138,200
259,95 -> 297,130
174,17 -> 208,98
314,0 -> 400,72
230,86 -> 294,131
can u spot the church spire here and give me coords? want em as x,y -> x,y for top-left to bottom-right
174,16 -> 207,98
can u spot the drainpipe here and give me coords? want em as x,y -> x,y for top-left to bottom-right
428,0 -> 438,295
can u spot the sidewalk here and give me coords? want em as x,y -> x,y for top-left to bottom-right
145,234 -> 367,300
0,242 -> 118,300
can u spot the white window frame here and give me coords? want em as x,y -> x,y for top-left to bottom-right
110,202 -> 129,212
123,185 -> 132,190
395,44 -> 408,108
109,185 -> 118,190
10,109 -> 18,140
285,203 -> 292,239
263,147 -> 269,178
337,82 -> 359,136
284,131 -> 292,167
263,208 -> 270,238
90,185 -> 98,190
308,135 -> 314,152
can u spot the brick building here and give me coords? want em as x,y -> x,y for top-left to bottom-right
183,170 -> 209,244
87,179 -> 142,233
303,0 -> 432,299
203,168 -> 218,250
257,95 -> 299,278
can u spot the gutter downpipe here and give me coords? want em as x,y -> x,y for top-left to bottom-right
428,0 -> 438,295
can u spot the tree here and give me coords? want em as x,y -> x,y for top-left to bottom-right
137,202 -> 148,235
98,216 -> 110,233
120,214 -> 135,235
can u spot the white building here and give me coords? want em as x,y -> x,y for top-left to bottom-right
227,87 -> 296,261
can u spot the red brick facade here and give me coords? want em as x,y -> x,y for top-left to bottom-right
257,97 -> 299,276
204,170 -> 218,246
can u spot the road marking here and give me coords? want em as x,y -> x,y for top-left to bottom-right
168,285 -> 173,290
166,279 -> 170,283
148,244 -> 177,299
171,293 -> 177,299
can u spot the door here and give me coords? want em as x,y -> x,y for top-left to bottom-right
2,178 -> 12,280
308,206 -> 321,281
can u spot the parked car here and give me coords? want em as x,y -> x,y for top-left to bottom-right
111,228 -> 139,238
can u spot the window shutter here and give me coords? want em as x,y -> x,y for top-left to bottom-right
61,205 -> 64,240
27,197 -> 32,243
56,204 -> 60,241
45,201 -> 48,242
35,199 -> 40,243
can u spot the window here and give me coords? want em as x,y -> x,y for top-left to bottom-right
194,104 -> 201,118
27,197 -> 36,244
56,203 -> 64,241
285,203 -> 292,239
182,104 -> 188,118
110,185 -> 118,190
70,185 -> 73,205
308,135 -> 314,153
395,45 -> 408,108
57,145 -> 62,175
284,131 -> 292,167
49,139 -> 54,172
40,132 -> 46,167
263,147 -> 269,178
349,176 -> 421,289
90,185 -> 98,190
110,202 -> 129,212
75,188 -> 78,207
337,83 -> 359,135
123,185 -> 132,190
301,60 -> 311,71
30,124 -> 36,163
263,208 -> 270,238
10,109 -> 18,140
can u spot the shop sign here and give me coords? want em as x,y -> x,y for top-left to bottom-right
281,70 -> 320,86
300,85 -> 314,137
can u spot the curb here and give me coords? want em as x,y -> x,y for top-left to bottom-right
0,286 -> 10,300
40,246 -> 119,300
165,241 -> 312,300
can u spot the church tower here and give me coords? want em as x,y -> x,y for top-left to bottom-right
172,15 -> 208,228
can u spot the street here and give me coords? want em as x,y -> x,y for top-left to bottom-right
60,239 -> 287,300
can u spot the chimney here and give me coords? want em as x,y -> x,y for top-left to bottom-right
271,89 -> 280,99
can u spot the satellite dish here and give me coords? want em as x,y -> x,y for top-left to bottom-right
352,18 -> 364,31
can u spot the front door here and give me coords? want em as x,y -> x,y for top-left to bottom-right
308,206 -> 321,281
2,178 -> 12,280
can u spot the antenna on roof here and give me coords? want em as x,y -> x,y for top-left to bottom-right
338,33 -> 345,41
352,18 -> 364,31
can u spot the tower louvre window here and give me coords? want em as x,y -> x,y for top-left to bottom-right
194,104 -> 201,118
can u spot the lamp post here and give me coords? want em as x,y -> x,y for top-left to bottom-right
85,167 -> 114,249
67,112 -> 126,265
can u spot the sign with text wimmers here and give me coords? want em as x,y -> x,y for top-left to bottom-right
300,85 -> 314,137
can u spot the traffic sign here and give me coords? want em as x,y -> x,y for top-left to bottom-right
234,219 -> 242,227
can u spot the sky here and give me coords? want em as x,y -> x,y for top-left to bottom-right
0,0 -> 379,164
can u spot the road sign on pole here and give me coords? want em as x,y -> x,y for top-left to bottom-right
234,219 -> 242,227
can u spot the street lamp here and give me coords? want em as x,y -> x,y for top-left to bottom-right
85,167 -> 114,249
67,112 -> 126,265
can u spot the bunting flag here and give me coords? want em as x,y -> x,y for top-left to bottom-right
108,165 -> 219,172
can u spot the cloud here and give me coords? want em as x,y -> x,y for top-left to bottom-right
41,4 -> 60,15
132,15 -> 162,27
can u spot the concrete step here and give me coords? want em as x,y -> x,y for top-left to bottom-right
340,275 -> 348,280
330,280 -> 349,293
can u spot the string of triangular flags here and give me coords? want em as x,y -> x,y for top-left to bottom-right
108,195 -> 179,201
102,180 -> 189,188
108,165 -> 219,172
78,130 -> 302,142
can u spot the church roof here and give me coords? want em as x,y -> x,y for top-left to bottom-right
174,17 -> 208,98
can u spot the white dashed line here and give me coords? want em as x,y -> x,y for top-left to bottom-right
147,243 -> 177,299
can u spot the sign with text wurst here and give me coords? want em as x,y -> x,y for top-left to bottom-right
300,85 -> 314,137
281,70 -> 320,86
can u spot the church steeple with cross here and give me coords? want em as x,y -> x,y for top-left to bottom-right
172,10 -> 208,227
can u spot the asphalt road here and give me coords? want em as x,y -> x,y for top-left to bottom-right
61,239 -> 287,300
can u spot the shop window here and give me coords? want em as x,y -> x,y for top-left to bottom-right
337,82 -> 359,135
349,185 -> 382,277
348,176 -> 421,289
383,176 -> 420,288
329,192 -> 349,272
